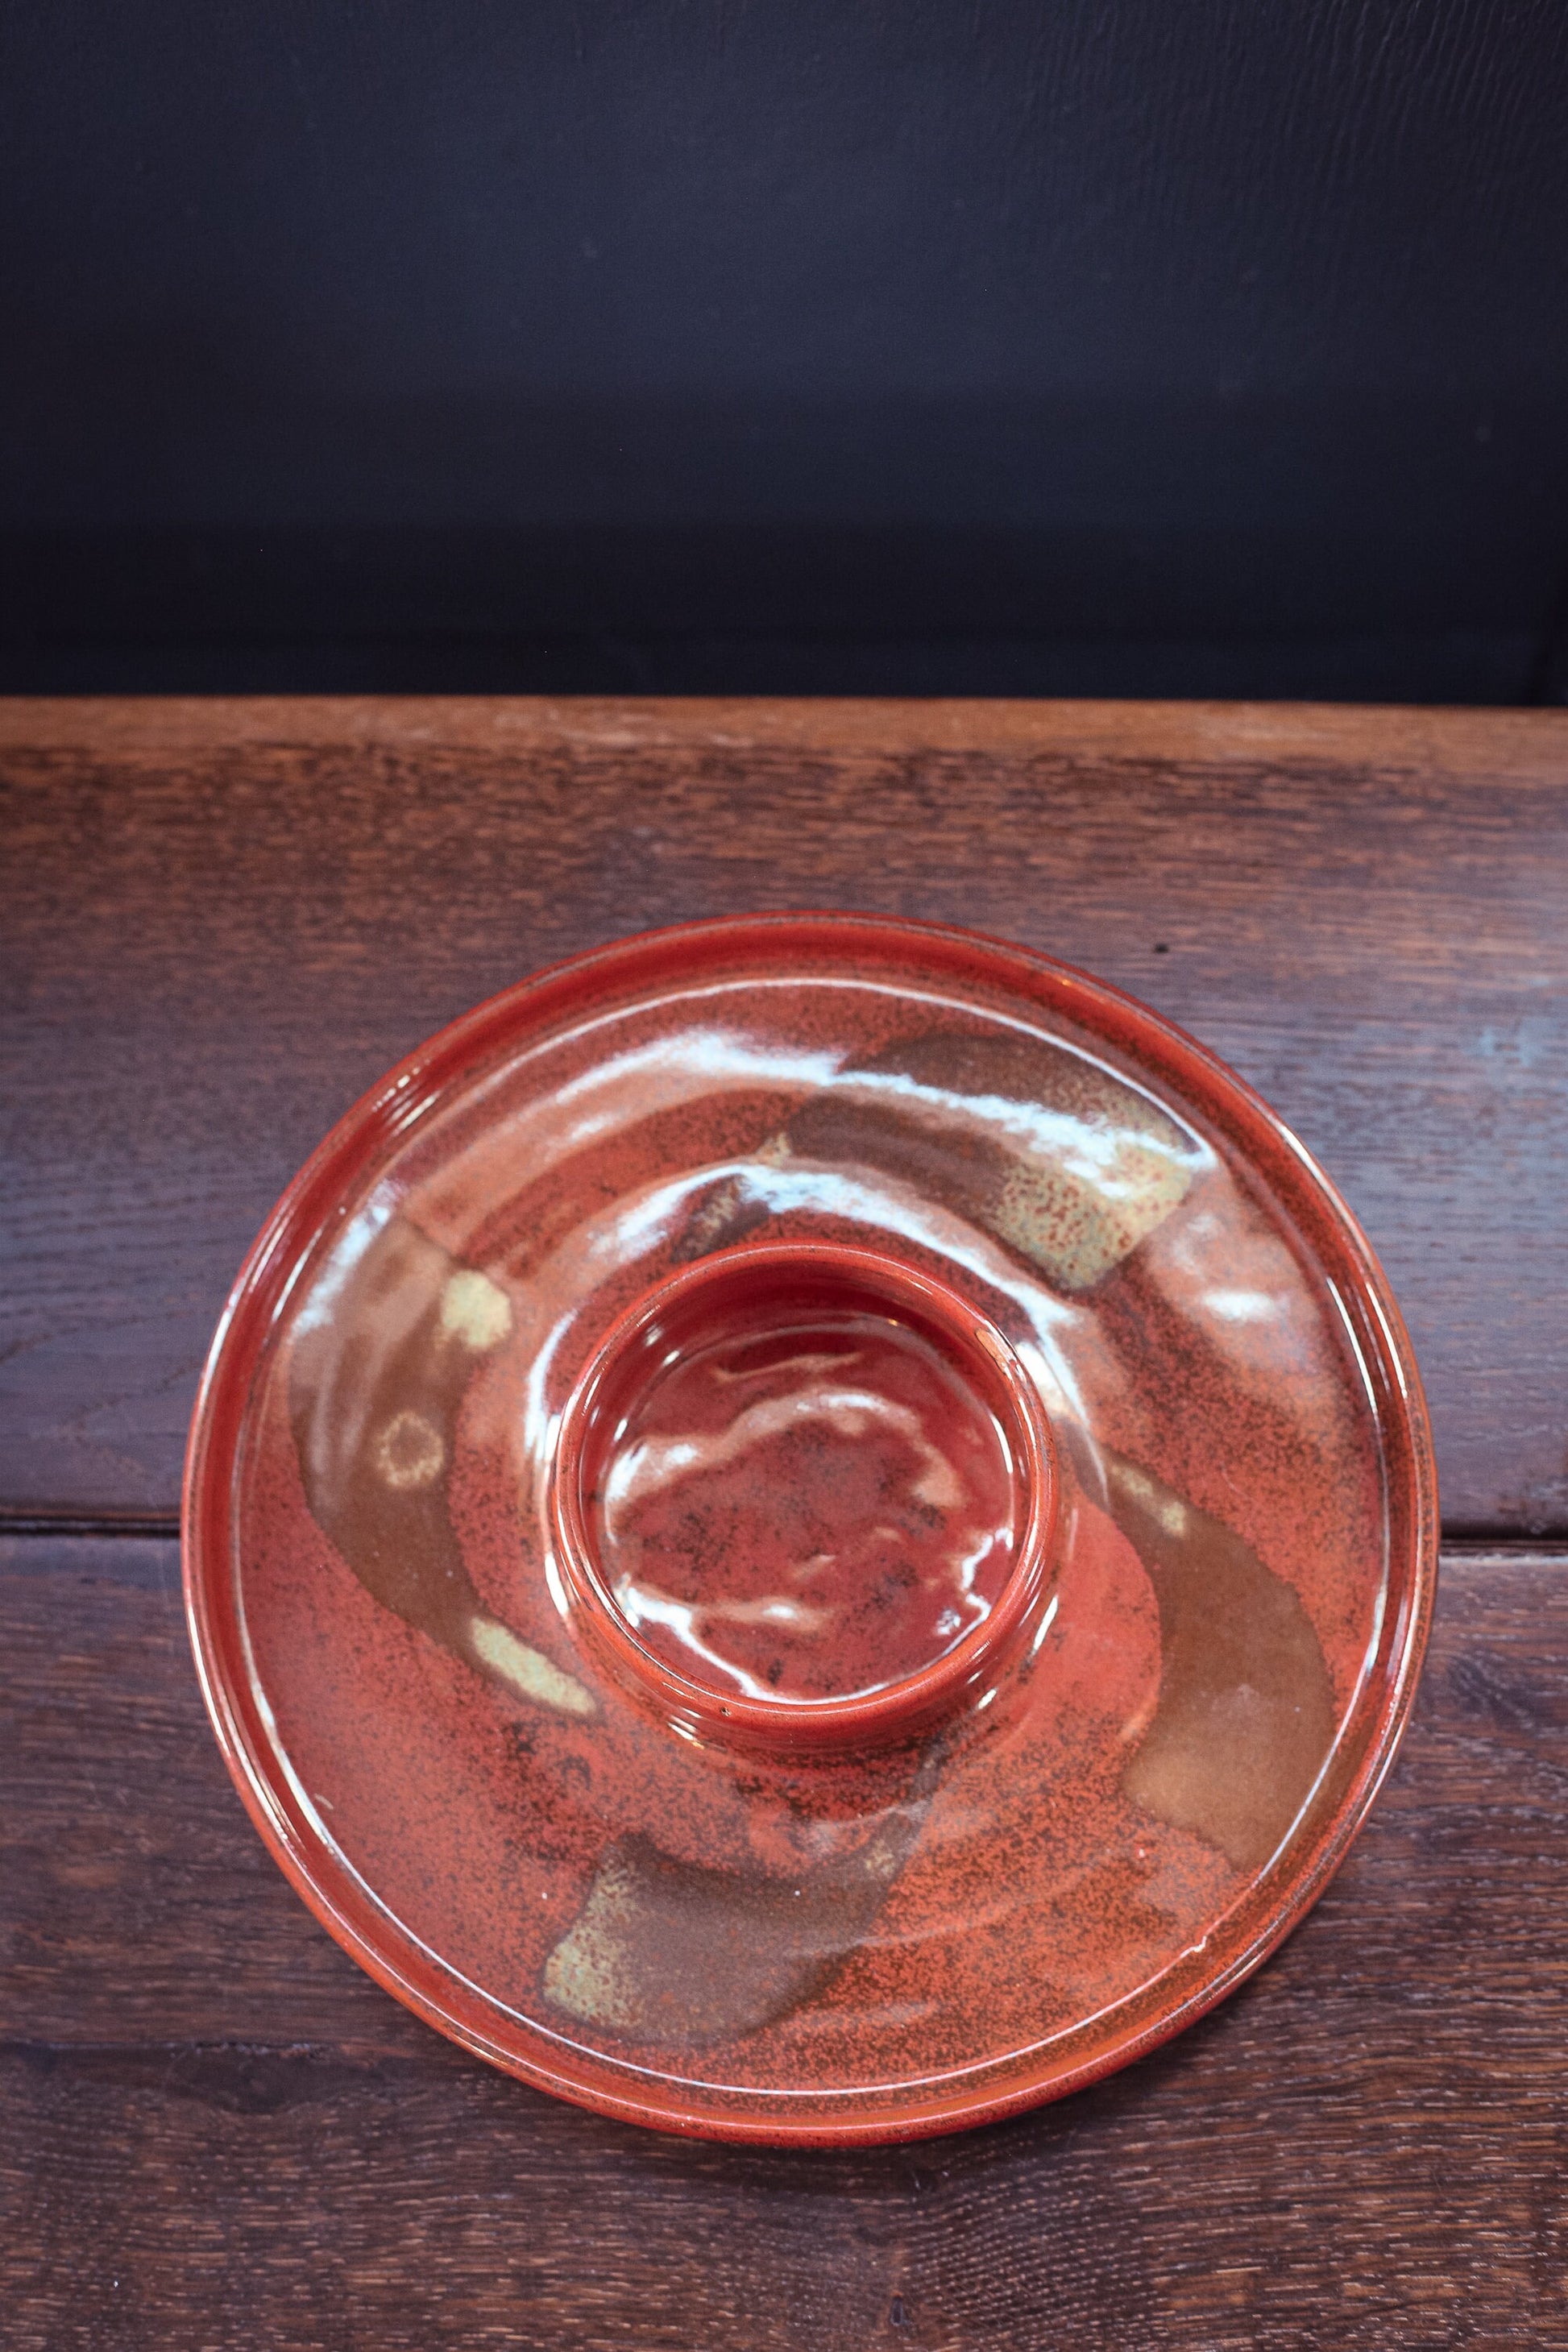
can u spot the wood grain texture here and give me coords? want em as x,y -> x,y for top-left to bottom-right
4,697 -> 1568,1530
3,1532 -> 1565,2350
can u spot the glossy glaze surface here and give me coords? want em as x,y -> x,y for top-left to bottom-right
184,914 -> 1436,2142
587,1289 -> 1017,1708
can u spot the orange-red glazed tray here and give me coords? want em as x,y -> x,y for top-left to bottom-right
184,914 -> 1436,2143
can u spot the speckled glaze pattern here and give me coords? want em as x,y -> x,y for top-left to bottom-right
183,915 -> 1436,2144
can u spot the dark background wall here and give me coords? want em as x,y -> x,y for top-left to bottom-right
4,0 -> 1567,701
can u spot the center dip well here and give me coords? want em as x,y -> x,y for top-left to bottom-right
575,1259 -> 1027,1706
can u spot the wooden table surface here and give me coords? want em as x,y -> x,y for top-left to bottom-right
4,697 -> 1566,2349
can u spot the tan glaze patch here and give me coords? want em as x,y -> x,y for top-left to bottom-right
374,1408 -> 446,1491
438,1266 -> 512,1350
683,1028 -> 1199,1291
544,1754 -> 942,2043
1102,1450 -> 1338,1870
289,1214 -> 594,1720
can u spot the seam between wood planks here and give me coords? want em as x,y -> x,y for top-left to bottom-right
6,1512 -> 1568,1550
0,1509 -> 183,1537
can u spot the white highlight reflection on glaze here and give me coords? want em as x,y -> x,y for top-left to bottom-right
600,1383 -> 962,1532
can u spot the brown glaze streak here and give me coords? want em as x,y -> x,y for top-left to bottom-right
288,1215 -> 592,1719
287,1217 -> 952,2044
289,1219 -> 481,1654
757,1026 -> 1338,1869
545,1751 -> 944,2045
1103,1450 -> 1338,1870
782,1030 -> 1199,1292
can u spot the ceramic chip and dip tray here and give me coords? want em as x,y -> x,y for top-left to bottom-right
184,914 -> 1435,2143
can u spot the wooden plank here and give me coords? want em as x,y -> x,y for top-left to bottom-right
3,1533 -> 1565,2349
3,696 -> 1567,1529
